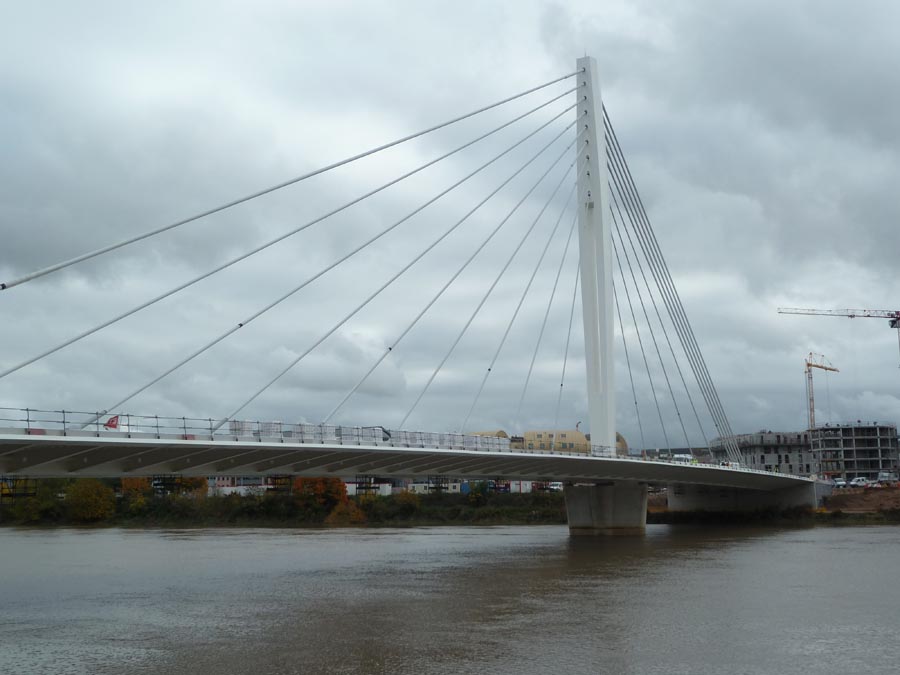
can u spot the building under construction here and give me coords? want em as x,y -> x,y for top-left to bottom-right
811,422 -> 898,481
714,422 -> 898,480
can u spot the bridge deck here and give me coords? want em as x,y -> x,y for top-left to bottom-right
0,428 -> 812,491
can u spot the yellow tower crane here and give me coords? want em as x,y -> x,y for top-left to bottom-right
805,352 -> 838,431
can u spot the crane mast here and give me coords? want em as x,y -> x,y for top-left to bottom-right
804,353 -> 838,431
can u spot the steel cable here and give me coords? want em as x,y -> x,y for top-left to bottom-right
213,133 -> 579,430
399,155 -> 579,429
512,212 -> 578,431
613,281 -> 646,452
551,264 -> 580,449
611,191 -> 691,448
603,109 -> 742,463
1,69 -> 583,291
610,222 -> 670,452
460,185 -> 577,432
3,91 -> 582,383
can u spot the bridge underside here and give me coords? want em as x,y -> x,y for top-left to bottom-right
1,431 -> 812,488
667,481 -> 823,513
1,432 -> 823,535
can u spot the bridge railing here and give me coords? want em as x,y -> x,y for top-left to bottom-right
0,406 -> 596,458
0,406 -> 803,478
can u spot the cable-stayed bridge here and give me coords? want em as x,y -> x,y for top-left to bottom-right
0,57 -> 823,532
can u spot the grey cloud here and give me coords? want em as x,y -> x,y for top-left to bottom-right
2,0 -> 899,450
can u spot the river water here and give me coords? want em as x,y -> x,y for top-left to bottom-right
1,524 -> 898,674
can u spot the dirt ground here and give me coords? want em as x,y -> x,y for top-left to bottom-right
822,486 -> 900,512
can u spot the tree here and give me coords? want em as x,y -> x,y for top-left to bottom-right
324,500 -> 367,526
293,477 -> 347,511
120,477 -> 152,496
9,479 -> 69,523
393,490 -> 421,517
177,476 -> 208,495
66,479 -> 115,522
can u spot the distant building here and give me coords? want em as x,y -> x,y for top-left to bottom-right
711,422 -> 899,480
520,429 -> 590,453
811,422 -> 898,481
711,431 -> 813,473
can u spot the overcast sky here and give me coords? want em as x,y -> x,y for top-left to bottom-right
2,0 -> 899,448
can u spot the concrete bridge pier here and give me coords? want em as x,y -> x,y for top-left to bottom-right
564,481 -> 648,535
667,482 -> 820,512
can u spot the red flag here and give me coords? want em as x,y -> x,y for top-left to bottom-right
103,415 -> 119,430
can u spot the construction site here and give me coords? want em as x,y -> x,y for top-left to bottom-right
715,306 -> 900,513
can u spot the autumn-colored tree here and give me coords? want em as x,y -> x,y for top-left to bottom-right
324,500 -> 367,526
393,490 -> 421,515
9,479 -> 69,523
119,477 -> 152,516
120,477 -> 152,496
293,477 -> 347,511
177,476 -> 208,496
66,479 -> 116,522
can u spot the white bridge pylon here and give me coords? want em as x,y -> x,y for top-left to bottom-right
576,56 -> 615,453
1,55 -> 749,467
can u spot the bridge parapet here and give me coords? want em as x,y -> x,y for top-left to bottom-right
1,406 -> 813,490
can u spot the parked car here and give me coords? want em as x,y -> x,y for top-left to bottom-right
876,471 -> 899,486
848,477 -> 870,488
832,478 -> 847,489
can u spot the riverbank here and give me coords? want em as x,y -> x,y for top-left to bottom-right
0,478 -> 569,528
5,478 -> 900,529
